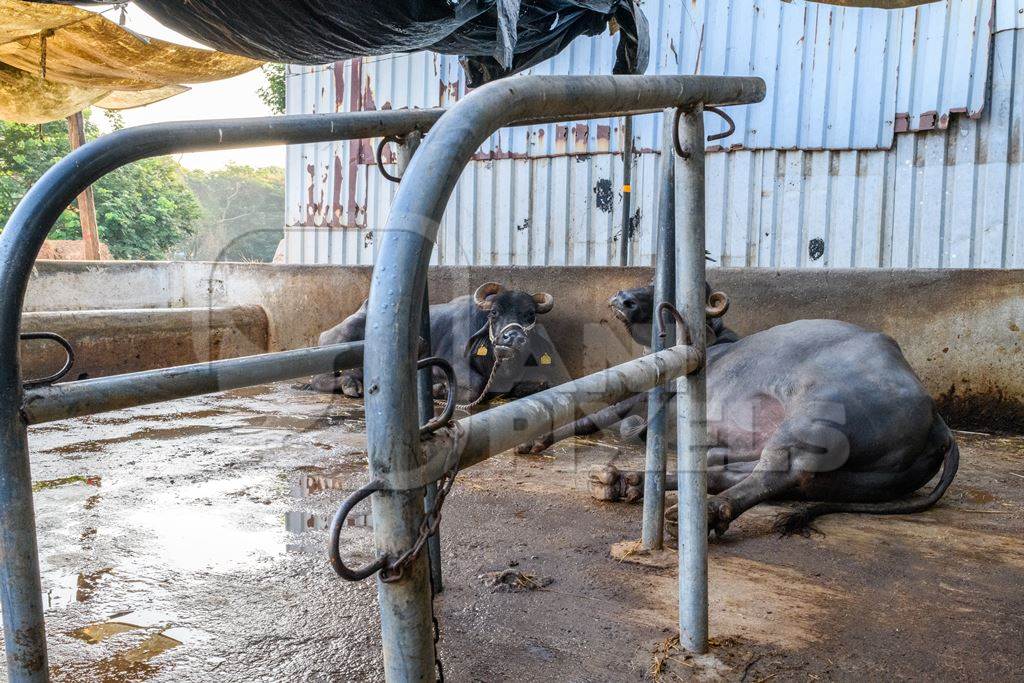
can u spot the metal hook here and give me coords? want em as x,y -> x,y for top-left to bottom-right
418,356 -> 456,436
672,105 -> 737,158
704,106 -> 736,142
375,135 -> 403,183
328,478 -> 388,580
656,301 -> 692,346
20,332 -> 75,388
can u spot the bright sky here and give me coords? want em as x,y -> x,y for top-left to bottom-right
90,5 -> 287,171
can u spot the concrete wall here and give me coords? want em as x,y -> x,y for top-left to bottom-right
23,261 -> 1023,429
20,306 -> 268,382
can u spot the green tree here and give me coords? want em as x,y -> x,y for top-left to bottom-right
180,164 -> 284,262
0,119 -> 80,237
96,157 -> 201,260
0,113 -> 201,260
257,63 -> 286,114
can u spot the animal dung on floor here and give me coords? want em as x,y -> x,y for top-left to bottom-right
478,568 -> 553,593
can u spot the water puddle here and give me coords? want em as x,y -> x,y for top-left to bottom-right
85,409 -> 229,425
71,621 -> 140,645
240,412 -> 363,432
290,468 -> 366,498
62,615 -> 185,683
125,504 -> 281,573
40,425 -> 224,455
225,385 -> 272,398
284,509 -> 372,535
44,568 -> 111,611
117,632 -> 181,663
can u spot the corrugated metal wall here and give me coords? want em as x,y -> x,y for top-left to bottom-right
284,0 -> 1024,269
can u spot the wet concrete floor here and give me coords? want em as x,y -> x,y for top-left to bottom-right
5,384 -> 1023,681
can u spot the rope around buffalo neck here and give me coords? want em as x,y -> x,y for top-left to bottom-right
434,319 -> 531,412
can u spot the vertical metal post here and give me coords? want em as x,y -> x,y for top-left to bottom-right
640,111 -> 677,550
0,396 -> 48,682
369,129 -> 437,681
398,132 -> 443,596
419,288 -> 443,595
673,105 -> 709,654
618,115 -> 634,266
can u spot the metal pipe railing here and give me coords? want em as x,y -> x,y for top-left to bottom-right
20,341 -> 363,425
0,74 -> 765,683
674,104 -> 711,653
641,110 -> 678,551
398,132 -> 445,597
363,74 -> 764,680
417,344 -> 701,484
0,108 -> 445,683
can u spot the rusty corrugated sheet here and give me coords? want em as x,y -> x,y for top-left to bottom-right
285,0 -> 1019,269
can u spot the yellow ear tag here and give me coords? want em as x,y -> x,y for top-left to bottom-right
476,344 -> 489,356
540,353 -> 552,365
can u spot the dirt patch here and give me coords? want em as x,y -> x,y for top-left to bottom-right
936,384 -> 1024,434
13,384 -> 1024,681
642,555 -> 845,650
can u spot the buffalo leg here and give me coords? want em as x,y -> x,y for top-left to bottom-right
302,369 -> 363,397
515,394 -> 645,454
674,461 -> 756,494
591,460 -> 756,501
702,446 -> 804,536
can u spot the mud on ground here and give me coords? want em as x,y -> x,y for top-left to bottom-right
7,385 -> 1023,682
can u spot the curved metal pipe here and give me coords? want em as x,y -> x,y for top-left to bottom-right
363,74 -> 763,681
0,107 -> 443,683
18,332 -> 75,389
365,74 -> 765,485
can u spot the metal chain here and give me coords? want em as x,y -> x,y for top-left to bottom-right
379,449 -> 460,583
330,411 -> 461,680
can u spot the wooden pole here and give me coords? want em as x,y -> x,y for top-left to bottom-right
66,111 -> 101,260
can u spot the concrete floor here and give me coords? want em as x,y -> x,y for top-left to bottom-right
6,384 -> 1023,682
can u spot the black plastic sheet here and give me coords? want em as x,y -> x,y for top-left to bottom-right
32,0 -> 648,86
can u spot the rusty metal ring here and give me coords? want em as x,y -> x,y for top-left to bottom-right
656,301 -> 693,347
672,107 -> 688,159
375,135 -> 403,183
705,106 -> 736,142
418,356 -> 457,436
20,331 -> 75,388
328,478 -> 388,581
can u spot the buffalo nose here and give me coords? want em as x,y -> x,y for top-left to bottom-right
610,291 -> 636,310
499,328 -> 527,349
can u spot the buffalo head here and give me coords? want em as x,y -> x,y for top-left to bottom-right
609,283 -> 732,347
471,282 -> 554,362
608,285 -> 656,347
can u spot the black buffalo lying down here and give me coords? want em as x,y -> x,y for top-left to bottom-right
529,284 -> 959,536
303,282 -> 562,406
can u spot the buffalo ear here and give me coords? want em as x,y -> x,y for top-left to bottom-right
474,282 -> 503,311
463,321 -> 490,357
533,292 -> 554,314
